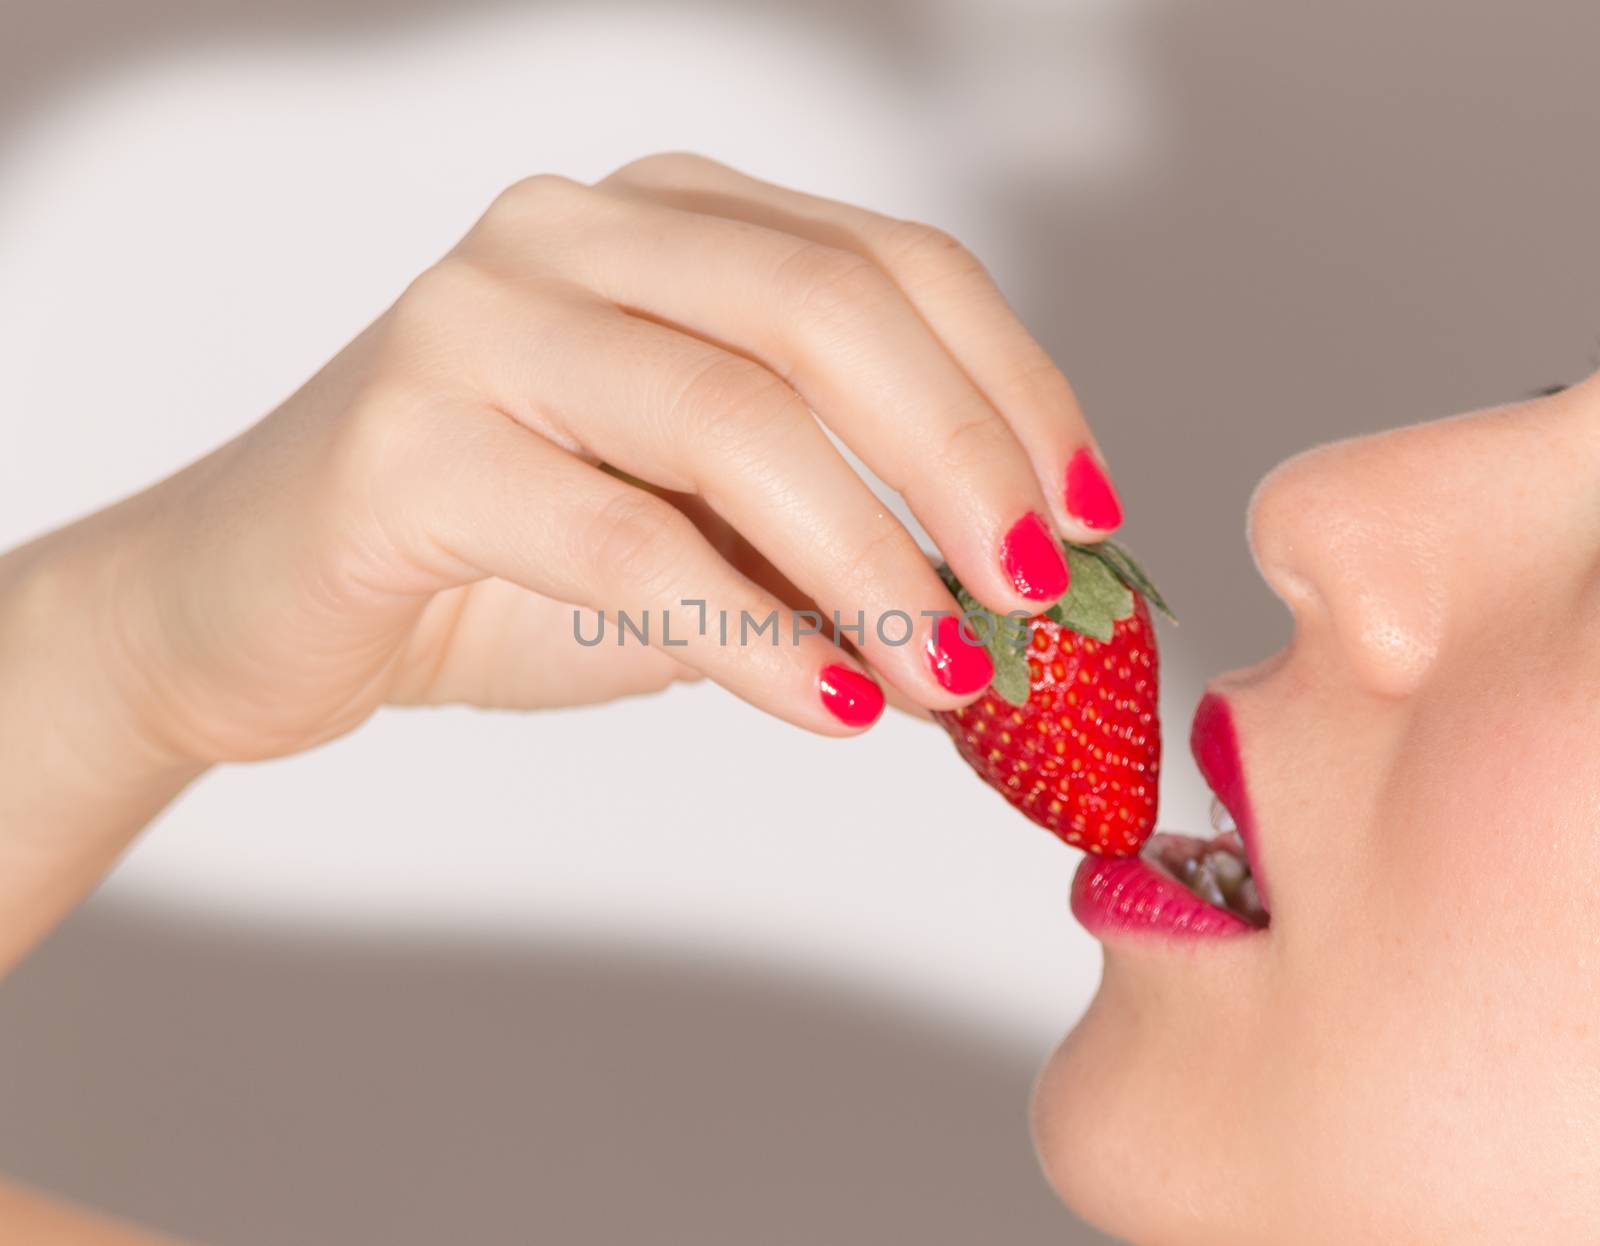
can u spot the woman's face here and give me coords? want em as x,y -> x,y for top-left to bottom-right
1033,374 -> 1600,1244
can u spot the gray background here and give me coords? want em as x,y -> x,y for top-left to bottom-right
1,1 -> 1597,1242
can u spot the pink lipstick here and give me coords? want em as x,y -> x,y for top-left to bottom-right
1190,691 -> 1268,910
1071,854 -> 1257,937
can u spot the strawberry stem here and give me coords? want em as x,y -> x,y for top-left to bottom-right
935,539 -> 1174,707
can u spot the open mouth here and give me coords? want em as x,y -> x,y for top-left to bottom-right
1140,797 -> 1269,929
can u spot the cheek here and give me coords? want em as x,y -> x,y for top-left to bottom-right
1381,671 -> 1600,947
1301,674 -> 1600,1233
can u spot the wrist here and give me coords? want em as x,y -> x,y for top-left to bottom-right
0,520 -> 205,972
0,521 -> 207,806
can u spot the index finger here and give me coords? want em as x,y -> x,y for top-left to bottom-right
599,153 -> 1125,542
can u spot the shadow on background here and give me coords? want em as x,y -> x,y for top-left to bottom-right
0,900 -> 1112,1245
8,0 -> 1600,679
1,0 -> 917,153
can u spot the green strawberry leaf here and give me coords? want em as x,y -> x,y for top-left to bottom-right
1048,546 -> 1134,642
935,537 -> 1173,699
985,649 -> 1036,706
986,623 -> 1033,706
936,573 -> 1033,707
1084,539 -> 1177,624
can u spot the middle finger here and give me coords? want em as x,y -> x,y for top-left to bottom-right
502,189 -> 1073,619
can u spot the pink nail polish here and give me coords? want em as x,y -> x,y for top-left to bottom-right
1064,449 -> 1123,531
1001,512 -> 1071,601
819,664 -> 885,727
925,614 -> 995,695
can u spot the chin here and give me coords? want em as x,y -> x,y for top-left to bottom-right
1030,950 -> 1271,1246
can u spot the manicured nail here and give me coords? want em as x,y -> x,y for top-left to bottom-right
819,664 -> 885,727
1064,448 -> 1123,531
1001,512 -> 1071,602
925,613 -> 994,695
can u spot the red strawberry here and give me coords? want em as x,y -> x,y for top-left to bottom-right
934,542 -> 1172,857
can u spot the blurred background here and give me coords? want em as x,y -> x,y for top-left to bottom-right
1,1 -> 1597,1241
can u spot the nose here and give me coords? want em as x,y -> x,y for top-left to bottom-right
1246,428 -> 1449,698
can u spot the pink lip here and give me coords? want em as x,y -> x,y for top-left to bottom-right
1069,691 -> 1268,941
1190,691 -> 1268,910
1071,855 -> 1256,937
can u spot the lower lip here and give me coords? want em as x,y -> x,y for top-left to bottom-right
1071,855 -> 1256,938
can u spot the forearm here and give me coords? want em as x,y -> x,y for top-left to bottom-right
0,1177 -> 189,1246
0,516 -> 205,976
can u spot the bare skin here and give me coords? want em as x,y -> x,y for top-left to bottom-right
0,1181 -> 183,1246
1035,374 -> 1600,1244
0,156 -> 1116,1239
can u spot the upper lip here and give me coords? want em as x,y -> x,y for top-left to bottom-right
1189,690 -> 1270,913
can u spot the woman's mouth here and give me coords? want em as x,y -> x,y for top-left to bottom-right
1141,803 -> 1267,927
1070,692 -> 1271,940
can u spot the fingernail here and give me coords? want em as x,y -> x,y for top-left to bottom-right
1064,449 -> 1123,531
1001,512 -> 1071,602
925,614 -> 994,695
819,664 -> 885,727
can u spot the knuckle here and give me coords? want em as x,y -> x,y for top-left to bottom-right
776,242 -> 899,335
882,218 -> 988,288
490,173 -> 585,220
377,259 -> 515,375
390,259 -> 496,333
317,387 -> 453,566
473,174 -> 593,247
935,406 -> 1011,473
841,517 -> 912,588
670,354 -> 805,460
997,348 -> 1072,408
581,491 -> 687,594
605,150 -> 720,188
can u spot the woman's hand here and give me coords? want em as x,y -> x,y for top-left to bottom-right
0,151 -> 1125,985
30,153 -> 1123,771
1,153 -> 1120,1238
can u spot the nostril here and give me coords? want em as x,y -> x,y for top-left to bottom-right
1241,467 -> 1331,623
1257,560 -> 1323,615
1245,444 -> 1446,699
1246,459 -> 1331,618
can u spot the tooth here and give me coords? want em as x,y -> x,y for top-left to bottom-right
1191,861 -> 1227,908
1208,851 -> 1246,893
1209,796 -> 1237,834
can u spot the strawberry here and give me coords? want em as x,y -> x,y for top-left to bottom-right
934,542 -> 1173,857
